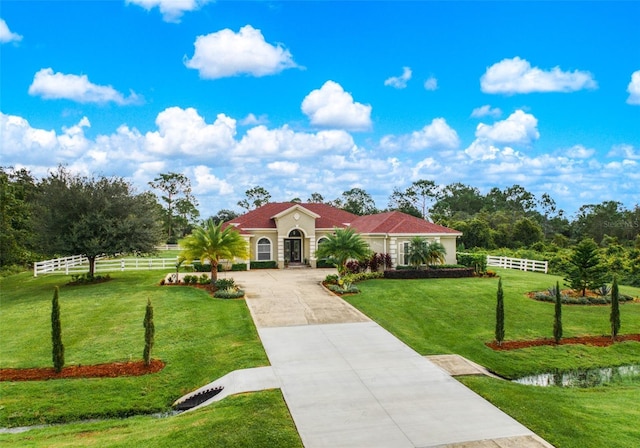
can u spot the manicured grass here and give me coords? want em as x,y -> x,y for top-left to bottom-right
344,269 -> 640,448
346,269 -> 640,378
0,270 -> 274,430
0,390 -> 303,448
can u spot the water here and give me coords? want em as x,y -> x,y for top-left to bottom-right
514,365 -> 640,387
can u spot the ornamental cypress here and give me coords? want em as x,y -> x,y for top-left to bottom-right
495,278 -> 505,346
610,277 -> 621,341
553,281 -> 563,344
143,298 -> 155,366
51,286 -> 64,373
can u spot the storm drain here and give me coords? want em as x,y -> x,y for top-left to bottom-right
173,386 -> 224,411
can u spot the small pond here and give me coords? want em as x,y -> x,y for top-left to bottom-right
514,365 -> 640,388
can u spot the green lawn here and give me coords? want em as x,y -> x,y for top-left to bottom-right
344,269 -> 640,448
0,270 -> 302,447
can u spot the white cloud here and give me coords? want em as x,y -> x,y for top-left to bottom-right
481,57 -> 598,94
239,113 -> 268,126
471,105 -> 502,118
184,25 -> 298,79
0,18 -> 22,43
380,118 -> 459,152
145,107 -> 237,156
235,125 -> 356,158
564,144 -> 595,159
28,68 -> 142,105
608,144 -> 640,160
423,77 -> 438,91
384,67 -> 412,89
191,165 -> 234,195
301,80 -> 372,131
126,0 -> 212,23
267,161 -> 300,175
475,110 -> 539,145
626,70 -> 640,105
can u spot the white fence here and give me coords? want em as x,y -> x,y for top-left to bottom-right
486,255 -> 548,274
34,256 -> 187,277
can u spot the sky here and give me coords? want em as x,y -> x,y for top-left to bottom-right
1,0 -> 639,220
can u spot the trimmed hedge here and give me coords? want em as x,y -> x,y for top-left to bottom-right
384,268 -> 474,279
316,259 -> 335,268
250,260 -> 277,269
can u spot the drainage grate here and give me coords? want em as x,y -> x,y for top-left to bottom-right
173,386 -> 224,411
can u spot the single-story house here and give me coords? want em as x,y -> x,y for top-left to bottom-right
225,202 -> 462,269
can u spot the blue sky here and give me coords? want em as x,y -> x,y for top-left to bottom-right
1,1 -> 639,219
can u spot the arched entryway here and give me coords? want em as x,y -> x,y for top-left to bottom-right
284,229 -> 303,264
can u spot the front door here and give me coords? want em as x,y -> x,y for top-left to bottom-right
284,239 -> 302,263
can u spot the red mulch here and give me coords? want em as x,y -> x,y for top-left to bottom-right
487,334 -> 640,351
0,359 -> 165,382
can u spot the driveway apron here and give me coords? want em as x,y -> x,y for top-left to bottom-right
233,269 -> 553,448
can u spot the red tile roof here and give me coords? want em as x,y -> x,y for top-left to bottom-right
227,202 -> 358,230
351,211 -> 461,235
227,203 -> 461,236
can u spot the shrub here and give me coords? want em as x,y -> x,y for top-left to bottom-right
316,258 -> 336,268
250,260 -> 277,269
198,274 -> 209,285
214,288 -> 245,299
230,263 -> 247,271
326,284 -> 360,295
215,278 -> 236,290
51,286 -> 64,373
143,298 -> 154,366
68,273 -> 111,285
456,253 -> 487,274
324,274 -> 339,285
192,262 -> 211,272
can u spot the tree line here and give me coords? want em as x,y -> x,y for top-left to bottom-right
2,167 -> 638,285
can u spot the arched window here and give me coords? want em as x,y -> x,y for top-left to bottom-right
257,238 -> 271,261
289,229 -> 302,238
317,237 -> 329,246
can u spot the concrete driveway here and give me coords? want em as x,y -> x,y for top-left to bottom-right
231,268 -> 553,448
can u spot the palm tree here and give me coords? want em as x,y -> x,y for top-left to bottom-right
315,227 -> 370,275
408,236 -> 429,268
179,219 -> 249,284
425,241 -> 446,266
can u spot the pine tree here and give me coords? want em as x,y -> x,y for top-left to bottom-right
610,277 -> 621,341
553,281 -> 563,343
564,238 -> 607,297
495,278 -> 505,346
143,298 -> 155,366
51,286 -> 64,373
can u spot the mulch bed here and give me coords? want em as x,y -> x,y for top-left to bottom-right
0,359 -> 165,382
487,334 -> 640,351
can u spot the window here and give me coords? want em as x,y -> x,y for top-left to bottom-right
399,241 -> 410,266
257,238 -> 271,261
289,229 -> 302,237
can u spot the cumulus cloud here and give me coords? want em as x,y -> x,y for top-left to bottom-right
301,80 -> 372,131
28,68 -> 142,105
475,110 -> 539,145
608,144 -> 640,160
267,161 -> 300,175
239,113 -> 268,126
380,118 -> 459,152
626,70 -> 640,105
236,125 -> 356,158
126,0 -> 212,23
564,144 -> 595,159
384,67 -> 412,89
191,165 -> 234,195
184,25 -> 299,79
0,18 -> 22,43
481,57 -> 598,94
423,77 -> 438,91
471,105 -> 502,118
145,107 -> 237,156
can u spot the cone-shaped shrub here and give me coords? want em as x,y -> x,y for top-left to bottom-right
553,281 -> 563,343
143,298 -> 155,366
51,286 -> 64,373
610,277 -> 621,341
495,278 -> 505,346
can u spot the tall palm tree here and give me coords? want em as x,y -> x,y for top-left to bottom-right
425,241 -> 447,266
315,227 -> 370,275
179,219 -> 249,283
